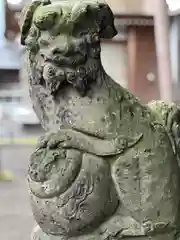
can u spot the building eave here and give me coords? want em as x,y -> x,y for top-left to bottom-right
114,16 -> 154,27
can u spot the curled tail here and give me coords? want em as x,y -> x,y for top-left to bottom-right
148,100 -> 180,167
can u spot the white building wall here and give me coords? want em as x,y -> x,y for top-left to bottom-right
101,42 -> 128,87
170,16 -> 180,84
0,0 -> 21,70
170,17 -> 179,83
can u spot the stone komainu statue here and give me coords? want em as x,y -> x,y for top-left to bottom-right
19,0 -> 180,239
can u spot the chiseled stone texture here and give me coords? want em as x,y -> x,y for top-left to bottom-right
20,0 -> 180,239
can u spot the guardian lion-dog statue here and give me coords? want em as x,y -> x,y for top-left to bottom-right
19,0 -> 180,239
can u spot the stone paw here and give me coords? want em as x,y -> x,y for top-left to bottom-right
47,132 -> 73,149
113,133 -> 143,154
36,132 -> 56,150
142,220 -> 154,235
35,130 -> 75,150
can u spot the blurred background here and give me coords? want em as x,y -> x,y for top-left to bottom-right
0,0 -> 179,239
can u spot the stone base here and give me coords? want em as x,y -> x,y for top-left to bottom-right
124,235 -> 175,240
31,225 -> 176,240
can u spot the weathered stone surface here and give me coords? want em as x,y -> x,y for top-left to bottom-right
20,0 -> 180,239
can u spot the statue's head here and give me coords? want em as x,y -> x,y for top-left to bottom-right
20,0 -> 117,96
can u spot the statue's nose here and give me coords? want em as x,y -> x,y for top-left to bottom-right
50,37 -> 87,57
51,44 -> 73,57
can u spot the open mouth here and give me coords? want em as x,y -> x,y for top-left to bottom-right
43,53 -> 87,68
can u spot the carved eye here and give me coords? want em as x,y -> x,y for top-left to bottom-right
34,12 -> 58,30
47,67 -> 56,77
43,64 -> 57,81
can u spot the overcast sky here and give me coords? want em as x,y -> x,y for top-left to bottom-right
166,0 -> 180,11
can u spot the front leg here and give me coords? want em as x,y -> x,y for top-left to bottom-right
37,129 -> 143,157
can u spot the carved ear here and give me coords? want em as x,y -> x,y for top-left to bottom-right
98,4 -> 117,39
19,0 -> 51,45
